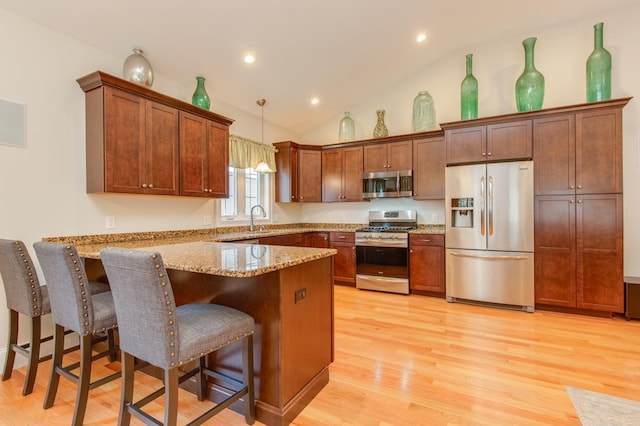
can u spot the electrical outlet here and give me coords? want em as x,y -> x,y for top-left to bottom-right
294,288 -> 307,304
203,215 -> 212,226
431,213 -> 438,223
105,216 -> 116,229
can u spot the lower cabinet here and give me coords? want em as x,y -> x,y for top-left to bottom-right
534,193 -> 623,312
409,234 -> 445,295
258,235 -> 283,246
329,232 -> 356,286
305,232 -> 330,248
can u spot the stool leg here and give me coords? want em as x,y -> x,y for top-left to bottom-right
22,315 -> 42,395
107,329 -> 117,362
44,324 -> 65,409
164,368 -> 178,426
72,334 -> 93,426
2,309 -> 18,382
243,334 -> 256,424
196,356 -> 206,401
119,352 -> 134,426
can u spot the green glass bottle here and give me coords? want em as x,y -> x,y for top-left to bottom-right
191,76 -> 211,110
515,37 -> 545,112
460,54 -> 478,120
586,22 -> 611,102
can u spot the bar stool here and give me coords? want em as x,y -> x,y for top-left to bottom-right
100,247 -> 256,426
33,242 -> 119,426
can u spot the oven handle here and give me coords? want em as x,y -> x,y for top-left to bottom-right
355,240 -> 408,248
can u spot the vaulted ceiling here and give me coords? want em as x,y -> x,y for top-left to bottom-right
0,0 -> 635,134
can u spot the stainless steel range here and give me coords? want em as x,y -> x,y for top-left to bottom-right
355,210 -> 417,295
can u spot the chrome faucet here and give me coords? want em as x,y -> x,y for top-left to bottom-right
249,204 -> 267,232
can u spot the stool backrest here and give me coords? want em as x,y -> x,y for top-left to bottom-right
0,239 -> 45,317
100,248 -> 179,369
33,242 -> 95,336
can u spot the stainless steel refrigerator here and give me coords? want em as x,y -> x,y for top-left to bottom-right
445,161 -> 534,312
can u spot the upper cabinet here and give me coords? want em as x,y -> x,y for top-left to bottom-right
274,141 -> 322,202
443,120 -> 532,165
363,141 -> 412,172
413,136 -> 445,200
77,71 -> 233,197
322,146 -> 363,202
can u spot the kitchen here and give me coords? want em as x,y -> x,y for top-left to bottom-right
2,1 -> 640,424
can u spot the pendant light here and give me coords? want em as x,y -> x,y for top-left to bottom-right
254,98 -> 273,173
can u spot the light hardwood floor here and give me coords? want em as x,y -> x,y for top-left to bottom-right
2,285 -> 640,425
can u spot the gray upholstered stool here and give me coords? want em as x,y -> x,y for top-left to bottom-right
33,242 -> 119,426
0,239 -> 55,396
100,247 -> 256,426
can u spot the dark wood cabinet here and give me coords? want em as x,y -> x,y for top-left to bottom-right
281,233 -> 304,247
98,86 -> 179,195
363,141 -> 412,172
305,232 -> 330,248
329,232 -> 355,285
412,137 -> 445,199
258,235 -> 283,246
78,71 -> 233,197
532,99 -> 629,313
298,149 -> 322,202
179,112 -> 229,197
322,147 -> 363,202
444,120 -> 532,165
535,194 -> 623,312
274,142 -> 321,203
409,234 -> 445,295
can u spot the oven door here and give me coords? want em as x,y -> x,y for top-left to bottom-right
356,245 -> 408,279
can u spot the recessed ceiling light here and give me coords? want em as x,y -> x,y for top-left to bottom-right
311,98 -> 320,105
244,54 -> 256,64
416,33 -> 427,43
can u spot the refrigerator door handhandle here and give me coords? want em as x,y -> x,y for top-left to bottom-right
480,176 -> 485,236
488,175 -> 494,236
448,252 -> 530,261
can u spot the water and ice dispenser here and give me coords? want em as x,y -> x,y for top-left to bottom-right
450,197 -> 474,228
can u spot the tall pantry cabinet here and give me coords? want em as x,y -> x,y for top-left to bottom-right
533,98 -> 629,313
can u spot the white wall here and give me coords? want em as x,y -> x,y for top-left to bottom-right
301,4 -> 640,277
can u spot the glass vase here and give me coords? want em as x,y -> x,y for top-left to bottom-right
412,91 -> 435,132
338,112 -> 355,141
586,22 -> 611,102
460,54 -> 478,120
373,110 -> 388,138
515,37 -> 545,112
191,76 -> 211,110
122,48 -> 154,88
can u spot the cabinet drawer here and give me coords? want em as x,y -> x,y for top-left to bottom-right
409,234 -> 444,247
330,232 -> 355,243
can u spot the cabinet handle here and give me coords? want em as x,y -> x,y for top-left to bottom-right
142,183 -> 148,188
339,236 -> 346,239
482,152 -> 486,156
291,196 -> 295,199
487,152 -> 492,156
410,250 -> 413,253
148,184 -> 154,188
577,199 -> 583,204
570,185 -> 575,189
422,239 -> 431,242
577,185 -> 582,189
570,199 -> 575,204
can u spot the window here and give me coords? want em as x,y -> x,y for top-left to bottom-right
221,167 -> 271,221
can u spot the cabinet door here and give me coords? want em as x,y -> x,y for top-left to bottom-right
363,144 -> 388,172
145,101 -> 179,195
104,87 -> 146,193
322,149 -> 342,202
413,137 -> 444,199
281,233 -> 304,247
305,232 -> 330,248
259,235 -> 283,245
179,112 -> 208,197
388,141 -> 413,171
274,144 -> 298,203
329,241 -> 356,285
445,126 -> 486,165
533,115 -> 576,195
342,147 -> 364,201
205,120 -> 229,197
409,235 -> 445,293
487,120 -> 532,161
576,194 -> 623,312
534,195 -> 576,307
576,107 -> 623,195
298,150 -> 321,202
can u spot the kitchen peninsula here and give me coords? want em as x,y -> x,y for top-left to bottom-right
44,229 -> 337,426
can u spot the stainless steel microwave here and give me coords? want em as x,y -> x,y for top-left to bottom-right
362,170 -> 413,199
